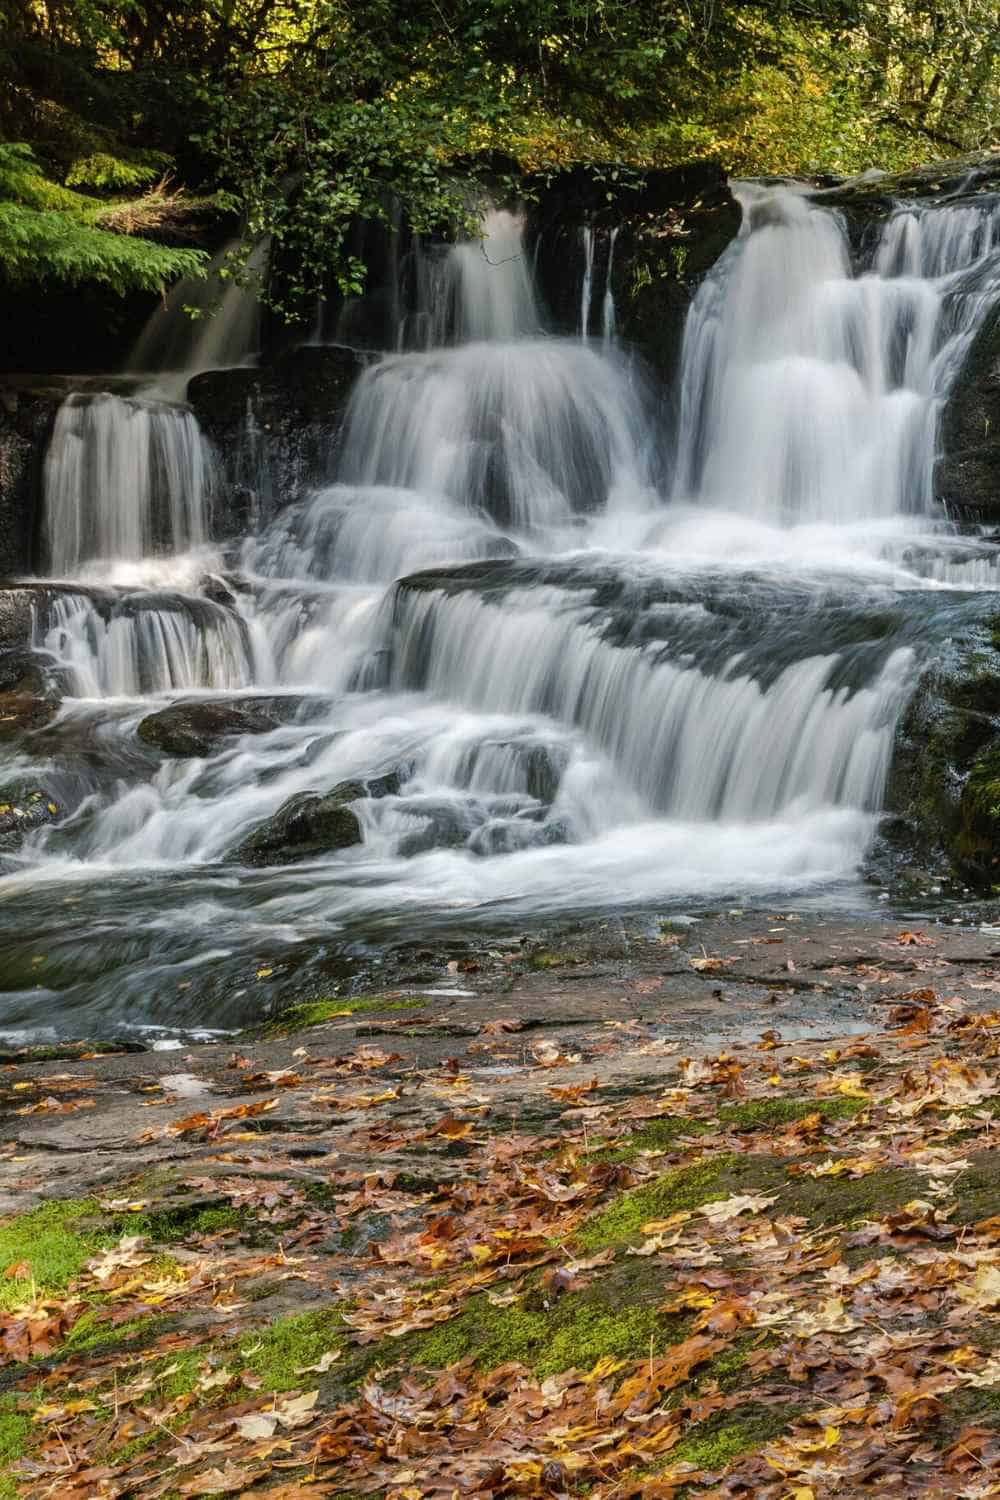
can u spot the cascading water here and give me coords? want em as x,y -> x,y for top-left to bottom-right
7,184 -> 1000,1037
43,393 -> 213,576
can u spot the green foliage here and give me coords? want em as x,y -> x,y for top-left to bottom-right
0,143 -> 206,294
65,152 -> 163,190
8,0 -> 1000,306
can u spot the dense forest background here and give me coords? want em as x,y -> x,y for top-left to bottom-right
2,0 -> 999,311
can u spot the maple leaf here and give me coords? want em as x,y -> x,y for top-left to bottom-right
896,930 -> 934,946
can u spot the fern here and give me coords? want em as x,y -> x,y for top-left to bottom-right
0,143 -> 206,294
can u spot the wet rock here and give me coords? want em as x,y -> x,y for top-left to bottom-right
936,302 -> 1000,524
188,346 -> 367,539
879,606 -> 1000,889
137,696 -> 306,758
235,771 -> 401,866
527,162 -> 741,385
396,797 -> 485,857
0,385 -> 62,577
0,781 -> 61,853
0,694 -> 58,742
0,648 -> 47,696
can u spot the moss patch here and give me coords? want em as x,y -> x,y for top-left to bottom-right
665,1402 -> 797,1472
578,1153 -> 927,1251
0,1198 -> 103,1309
596,1097 -> 868,1163
576,1156 -> 741,1248
250,993 -> 424,1037
406,1261 -> 689,1378
239,1307 -> 346,1391
0,1394 -> 29,1499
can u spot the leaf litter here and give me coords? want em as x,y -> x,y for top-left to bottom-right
2,990 -> 1000,1495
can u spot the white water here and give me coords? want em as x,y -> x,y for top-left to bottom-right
9,185 -> 1000,1029
674,184 -> 1000,523
43,393 -> 213,576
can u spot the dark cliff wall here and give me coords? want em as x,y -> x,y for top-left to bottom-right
188,345 -> 367,540
0,386 -> 61,577
527,162 -> 741,385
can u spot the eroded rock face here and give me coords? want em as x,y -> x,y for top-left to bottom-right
188,345 -> 367,538
137,696 -> 307,758
234,771 -> 401,866
936,303 -> 1000,524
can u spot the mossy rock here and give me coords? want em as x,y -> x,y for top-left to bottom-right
402,1258 -> 691,1378
249,991 -> 425,1037
957,748 -> 1000,882
577,1154 -> 927,1250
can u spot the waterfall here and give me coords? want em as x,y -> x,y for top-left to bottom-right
602,227 -> 619,344
334,339 -> 653,531
673,183 -> 1000,523
579,226 -> 619,344
43,393 -> 213,575
10,186 -> 1000,1035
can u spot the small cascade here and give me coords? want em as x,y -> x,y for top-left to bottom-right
400,208 -> 541,348
578,226 -> 619,343
580,226 -> 595,339
128,238 -> 266,395
390,580 -> 914,819
335,339 -> 653,530
36,592 -> 254,698
43,393 -> 213,575
601,226 -> 619,344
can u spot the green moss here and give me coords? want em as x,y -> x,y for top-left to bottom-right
62,1309 -> 165,1354
952,1153 -> 1000,1225
942,1383 -> 1000,1424
0,1198 -> 103,1309
957,748 -> 1000,873
527,949 -> 576,969
576,1155 -> 740,1248
0,1394 -> 29,1498
114,1203 -> 247,1242
407,1262 -> 690,1377
250,993 -> 424,1037
240,1307 -> 346,1391
718,1096 -> 867,1130
596,1098 -> 868,1164
665,1402 -> 796,1471
776,1164 -> 927,1227
578,1151 -> 927,1252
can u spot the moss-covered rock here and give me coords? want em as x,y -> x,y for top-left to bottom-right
137,695 -> 306,757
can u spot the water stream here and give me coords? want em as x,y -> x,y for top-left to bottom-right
5,184 -> 1000,1037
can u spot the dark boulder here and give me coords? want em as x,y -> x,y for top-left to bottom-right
138,696 -> 307,758
235,770 -> 401,866
877,605 -> 1000,890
